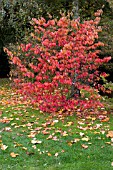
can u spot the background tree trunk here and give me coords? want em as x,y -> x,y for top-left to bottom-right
70,0 -> 80,98
72,0 -> 79,19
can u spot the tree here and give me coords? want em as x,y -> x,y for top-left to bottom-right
0,0 -> 113,80
0,0 -> 73,44
5,14 -> 111,113
0,0 -> 112,44
74,0 -> 113,83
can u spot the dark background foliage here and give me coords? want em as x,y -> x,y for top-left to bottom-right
0,0 -> 113,80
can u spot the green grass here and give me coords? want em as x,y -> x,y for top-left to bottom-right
0,79 -> 113,170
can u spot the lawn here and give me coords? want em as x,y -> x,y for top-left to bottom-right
0,79 -> 113,170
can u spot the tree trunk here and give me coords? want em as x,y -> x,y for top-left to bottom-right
70,0 -> 80,98
72,0 -> 79,19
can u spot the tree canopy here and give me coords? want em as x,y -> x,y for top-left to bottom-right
0,0 -> 113,79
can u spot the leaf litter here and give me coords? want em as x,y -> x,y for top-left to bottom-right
0,83 -> 113,159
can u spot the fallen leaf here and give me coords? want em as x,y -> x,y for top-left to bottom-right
26,152 -> 34,155
62,131 -> 68,137
31,139 -> 42,144
106,131 -> 113,138
95,124 -> 102,129
35,127 -> 42,131
14,142 -> 23,147
42,130 -> 50,135
94,131 -> 100,134
81,137 -> 89,142
78,121 -> 85,125
53,120 -> 58,123
5,127 -> 12,132
0,118 -> 10,123
101,117 -> 110,122
1,144 -> 8,150
28,133 -> 36,138
46,135 -> 53,140
55,130 -> 62,133
73,138 -> 80,143
11,123 -> 17,126
81,144 -> 88,149
101,146 -> 105,148
105,142 -> 111,145
32,145 -> 37,149
50,122 -> 55,126
98,115 -> 106,120
80,132 -> 84,137
67,142 -> 73,146
47,152 -> 52,156
102,111 -> 108,115
101,131 -> 105,135
92,117 -> 96,121
64,122 -> 73,127
87,143 -> 92,146
55,152 -> 59,157
78,126 -> 88,131
10,152 -> 19,158
22,147 -> 27,150
52,136 -> 59,141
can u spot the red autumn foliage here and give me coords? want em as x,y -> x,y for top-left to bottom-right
5,13 -> 111,114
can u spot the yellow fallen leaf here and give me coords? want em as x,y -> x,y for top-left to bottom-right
73,138 -> 80,143
10,152 -> 19,158
1,144 -> 8,150
81,137 -> 89,142
14,142 -> 23,147
94,131 -> 100,134
22,147 -> 28,150
64,122 -> 73,127
47,152 -> 52,156
31,139 -> 42,144
11,123 -> 17,126
28,134 -> 36,138
62,131 -> 68,137
67,142 -> 73,146
51,122 -> 55,126
105,142 -> 111,145
92,117 -> 96,121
